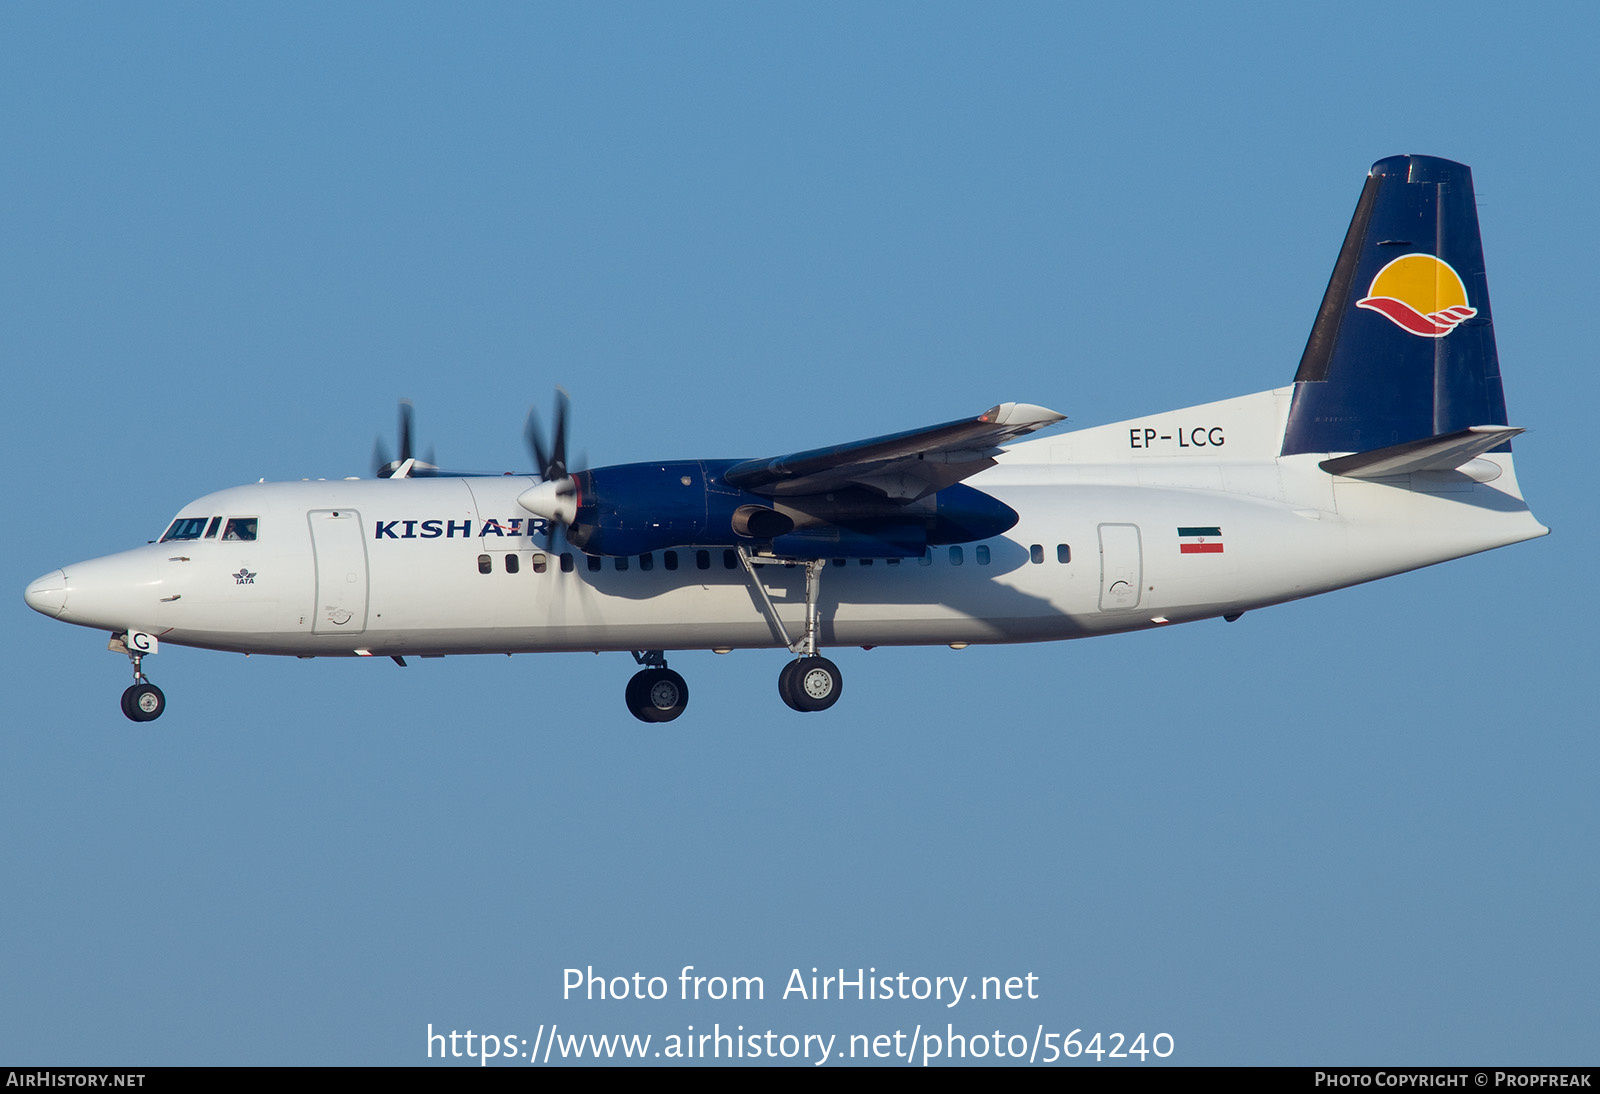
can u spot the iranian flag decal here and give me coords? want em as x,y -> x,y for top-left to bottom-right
1178,526 -> 1223,554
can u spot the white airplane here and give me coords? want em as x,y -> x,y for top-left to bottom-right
25,155 -> 1547,724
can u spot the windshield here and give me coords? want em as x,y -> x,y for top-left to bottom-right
160,517 -> 209,542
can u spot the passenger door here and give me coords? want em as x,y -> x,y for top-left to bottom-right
308,509 -> 369,634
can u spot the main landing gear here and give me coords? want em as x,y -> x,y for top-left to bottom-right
621,550 -> 850,722
625,650 -> 689,723
778,655 -> 842,712
119,645 -> 165,723
739,550 -> 845,715
736,550 -> 844,713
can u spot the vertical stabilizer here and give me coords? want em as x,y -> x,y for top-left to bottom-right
1281,155 -> 1509,456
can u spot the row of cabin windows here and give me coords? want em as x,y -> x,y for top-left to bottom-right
476,543 -> 1072,575
929,543 -> 1071,565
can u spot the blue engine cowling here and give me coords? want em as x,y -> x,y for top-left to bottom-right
559,459 -> 1017,558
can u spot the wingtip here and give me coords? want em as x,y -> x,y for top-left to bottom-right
983,402 -> 1068,428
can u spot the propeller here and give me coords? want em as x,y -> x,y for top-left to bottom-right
372,400 -> 437,478
524,387 -> 571,481
519,388 -> 582,545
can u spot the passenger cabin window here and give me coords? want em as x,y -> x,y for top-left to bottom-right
478,554 -> 492,574
638,553 -> 653,572
696,550 -> 711,571
1030,544 -> 1044,564
975,544 -> 990,565
160,517 -> 209,542
560,553 -> 574,573
587,555 -> 602,573
723,549 -> 738,570
222,517 -> 258,541
1057,544 -> 1071,564
664,550 -> 679,571
505,554 -> 520,574
949,546 -> 964,566
531,553 -> 548,574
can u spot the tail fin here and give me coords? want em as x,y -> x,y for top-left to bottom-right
1281,155 -> 1509,457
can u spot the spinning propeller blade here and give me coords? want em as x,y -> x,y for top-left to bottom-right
373,400 -> 440,478
521,388 -> 581,547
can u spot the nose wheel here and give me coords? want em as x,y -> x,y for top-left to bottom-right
120,649 -> 166,722
121,682 -> 166,722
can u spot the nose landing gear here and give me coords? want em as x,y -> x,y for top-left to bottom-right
119,648 -> 166,722
121,680 -> 166,722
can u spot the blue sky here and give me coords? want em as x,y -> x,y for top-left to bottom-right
3,2 -> 1594,1066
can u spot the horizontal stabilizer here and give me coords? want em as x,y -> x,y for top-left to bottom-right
1319,425 -> 1524,478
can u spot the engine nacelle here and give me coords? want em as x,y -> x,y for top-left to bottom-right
546,460 -> 1019,558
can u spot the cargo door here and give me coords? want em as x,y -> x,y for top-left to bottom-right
1097,523 -> 1143,611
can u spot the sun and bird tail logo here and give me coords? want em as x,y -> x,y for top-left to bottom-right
1356,253 -> 1477,338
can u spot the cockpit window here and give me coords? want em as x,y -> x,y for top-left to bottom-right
204,517 -> 221,539
221,517 -> 258,541
160,517 -> 209,542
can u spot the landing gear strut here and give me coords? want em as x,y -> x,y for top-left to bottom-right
735,550 -> 846,714
625,650 -> 688,723
120,649 -> 165,723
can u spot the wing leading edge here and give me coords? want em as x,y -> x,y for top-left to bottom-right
722,402 -> 1065,500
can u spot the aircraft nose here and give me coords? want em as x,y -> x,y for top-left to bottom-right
25,569 -> 68,618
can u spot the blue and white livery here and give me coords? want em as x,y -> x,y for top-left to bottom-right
24,156 -> 1547,723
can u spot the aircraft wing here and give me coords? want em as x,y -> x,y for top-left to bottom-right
722,402 -> 1065,500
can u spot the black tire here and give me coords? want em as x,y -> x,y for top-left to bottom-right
786,656 -> 843,713
122,683 -> 165,722
625,668 -> 688,723
777,660 -> 804,712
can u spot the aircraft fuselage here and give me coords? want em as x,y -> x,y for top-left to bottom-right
26,390 -> 1544,662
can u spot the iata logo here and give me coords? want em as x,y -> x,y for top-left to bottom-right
1356,253 -> 1477,338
